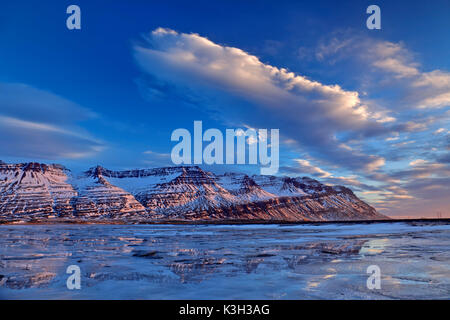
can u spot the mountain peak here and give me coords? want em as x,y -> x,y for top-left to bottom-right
85,165 -> 105,178
0,162 -> 388,222
0,161 -> 68,173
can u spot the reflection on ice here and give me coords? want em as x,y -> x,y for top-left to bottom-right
0,222 -> 449,299
360,239 -> 389,255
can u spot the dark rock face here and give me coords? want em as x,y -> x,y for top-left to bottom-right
0,162 -> 388,222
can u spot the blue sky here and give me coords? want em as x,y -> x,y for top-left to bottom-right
0,0 -> 449,217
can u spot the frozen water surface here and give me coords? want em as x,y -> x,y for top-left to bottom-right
0,222 -> 449,299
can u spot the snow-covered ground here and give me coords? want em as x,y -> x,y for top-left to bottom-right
0,221 -> 449,299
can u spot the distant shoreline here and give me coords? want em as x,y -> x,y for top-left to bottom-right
1,217 -> 449,226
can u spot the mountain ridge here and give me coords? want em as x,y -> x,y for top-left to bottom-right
0,161 -> 388,222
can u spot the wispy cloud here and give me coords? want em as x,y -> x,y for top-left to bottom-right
314,33 -> 450,110
0,83 -> 104,160
142,149 -> 171,166
292,159 -> 332,178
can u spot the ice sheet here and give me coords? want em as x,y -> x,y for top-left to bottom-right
0,221 -> 449,299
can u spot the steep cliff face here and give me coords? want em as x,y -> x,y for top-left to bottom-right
71,166 -> 148,218
0,162 -> 387,222
0,162 -> 76,217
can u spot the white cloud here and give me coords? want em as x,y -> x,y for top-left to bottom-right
433,128 -> 448,135
294,159 -> 332,178
372,42 -> 420,78
409,159 -> 427,166
134,28 -> 387,171
365,157 -> 385,172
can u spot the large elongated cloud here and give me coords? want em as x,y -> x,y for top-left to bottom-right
0,83 -> 103,159
134,28 -> 387,172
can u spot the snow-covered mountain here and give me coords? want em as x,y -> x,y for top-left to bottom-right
0,162 -> 387,222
